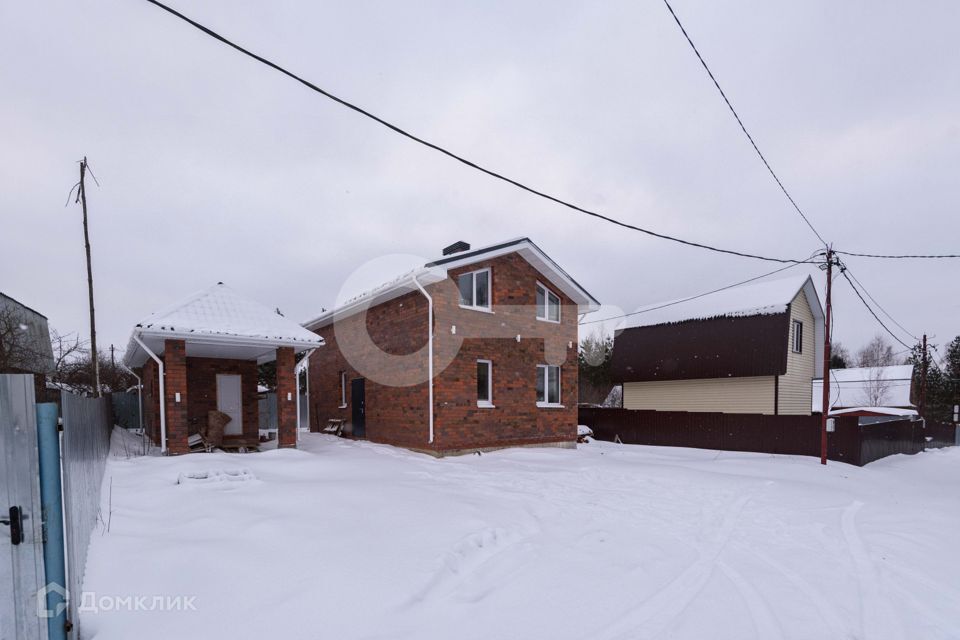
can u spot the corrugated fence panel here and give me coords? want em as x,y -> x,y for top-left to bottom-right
579,407 -> 894,465
0,374 -> 47,640
110,392 -> 140,429
61,391 -> 112,639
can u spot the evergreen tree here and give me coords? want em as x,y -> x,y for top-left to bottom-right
829,342 -> 850,369
578,331 -> 614,405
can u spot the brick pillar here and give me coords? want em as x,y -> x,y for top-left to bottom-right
164,339 -> 189,455
276,347 -> 297,448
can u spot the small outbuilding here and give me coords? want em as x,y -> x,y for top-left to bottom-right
812,364 -> 915,414
0,291 -> 55,400
124,283 -> 324,454
610,275 -> 824,415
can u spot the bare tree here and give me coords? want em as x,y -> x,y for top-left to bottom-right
856,335 -> 896,368
50,343 -> 134,396
860,367 -> 891,406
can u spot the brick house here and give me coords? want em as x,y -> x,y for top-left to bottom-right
304,238 -> 600,455
124,283 -> 323,454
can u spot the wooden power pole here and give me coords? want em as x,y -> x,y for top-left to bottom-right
919,333 -> 928,418
77,157 -> 101,397
819,247 -> 837,466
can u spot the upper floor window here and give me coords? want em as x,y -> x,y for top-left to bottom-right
792,320 -> 803,353
536,364 -> 561,406
458,268 -> 491,311
536,282 -> 561,323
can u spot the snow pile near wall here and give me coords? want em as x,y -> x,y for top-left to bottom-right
622,275 -> 810,329
81,434 -> 960,640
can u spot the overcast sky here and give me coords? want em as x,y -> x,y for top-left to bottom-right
2,0 -> 958,362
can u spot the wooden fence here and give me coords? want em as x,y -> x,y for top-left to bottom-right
578,408 -> 954,466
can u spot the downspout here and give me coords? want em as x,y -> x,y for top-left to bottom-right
133,334 -> 167,454
120,363 -> 144,431
294,348 -> 317,444
411,275 -> 434,444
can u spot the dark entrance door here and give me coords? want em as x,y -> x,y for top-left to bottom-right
350,378 -> 366,438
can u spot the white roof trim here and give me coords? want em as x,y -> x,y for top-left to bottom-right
123,283 -> 324,368
304,238 -> 600,330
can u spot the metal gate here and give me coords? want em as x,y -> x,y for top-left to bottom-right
0,374 -> 48,640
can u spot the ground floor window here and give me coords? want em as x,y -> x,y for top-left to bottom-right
477,359 -> 493,407
339,371 -> 347,407
536,364 -> 561,406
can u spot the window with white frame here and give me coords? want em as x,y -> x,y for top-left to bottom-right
458,268 -> 491,310
339,371 -> 347,407
536,364 -> 561,406
477,359 -> 493,407
536,282 -> 561,322
792,320 -> 803,354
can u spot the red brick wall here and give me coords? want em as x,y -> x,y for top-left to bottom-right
276,347 -> 297,447
432,253 -> 578,450
308,289 -> 430,449
308,251 -> 579,453
164,339 -> 189,454
185,357 -> 259,442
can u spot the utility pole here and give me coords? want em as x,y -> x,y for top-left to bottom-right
919,334 -> 928,418
818,247 -> 837,466
76,157 -> 101,397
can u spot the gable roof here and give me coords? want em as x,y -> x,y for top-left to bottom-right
812,364 -> 914,412
124,283 -> 323,367
0,292 -> 54,375
304,237 -> 600,330
610,275 -> 824,382
621,274 -> 821,329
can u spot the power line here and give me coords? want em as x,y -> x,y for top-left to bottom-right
839,250 -> 960,260
835,250 -> 960,260
838,268 -> 912,351
142,0 -> 814,265
842,265 -> 918,342
659,0 -> 827,247
580,259 -> 811,326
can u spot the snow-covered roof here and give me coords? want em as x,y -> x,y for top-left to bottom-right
304,237 -> 601,329
829,406 -> 918,417
622,274 -> 819,329
124,283 -> 323,367
812,364 -> 914,412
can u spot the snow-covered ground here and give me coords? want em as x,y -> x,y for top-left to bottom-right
82,432 -> 960,640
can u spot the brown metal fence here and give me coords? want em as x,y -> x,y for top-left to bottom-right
578,408 -> 952,466
925,420 -> 959,449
